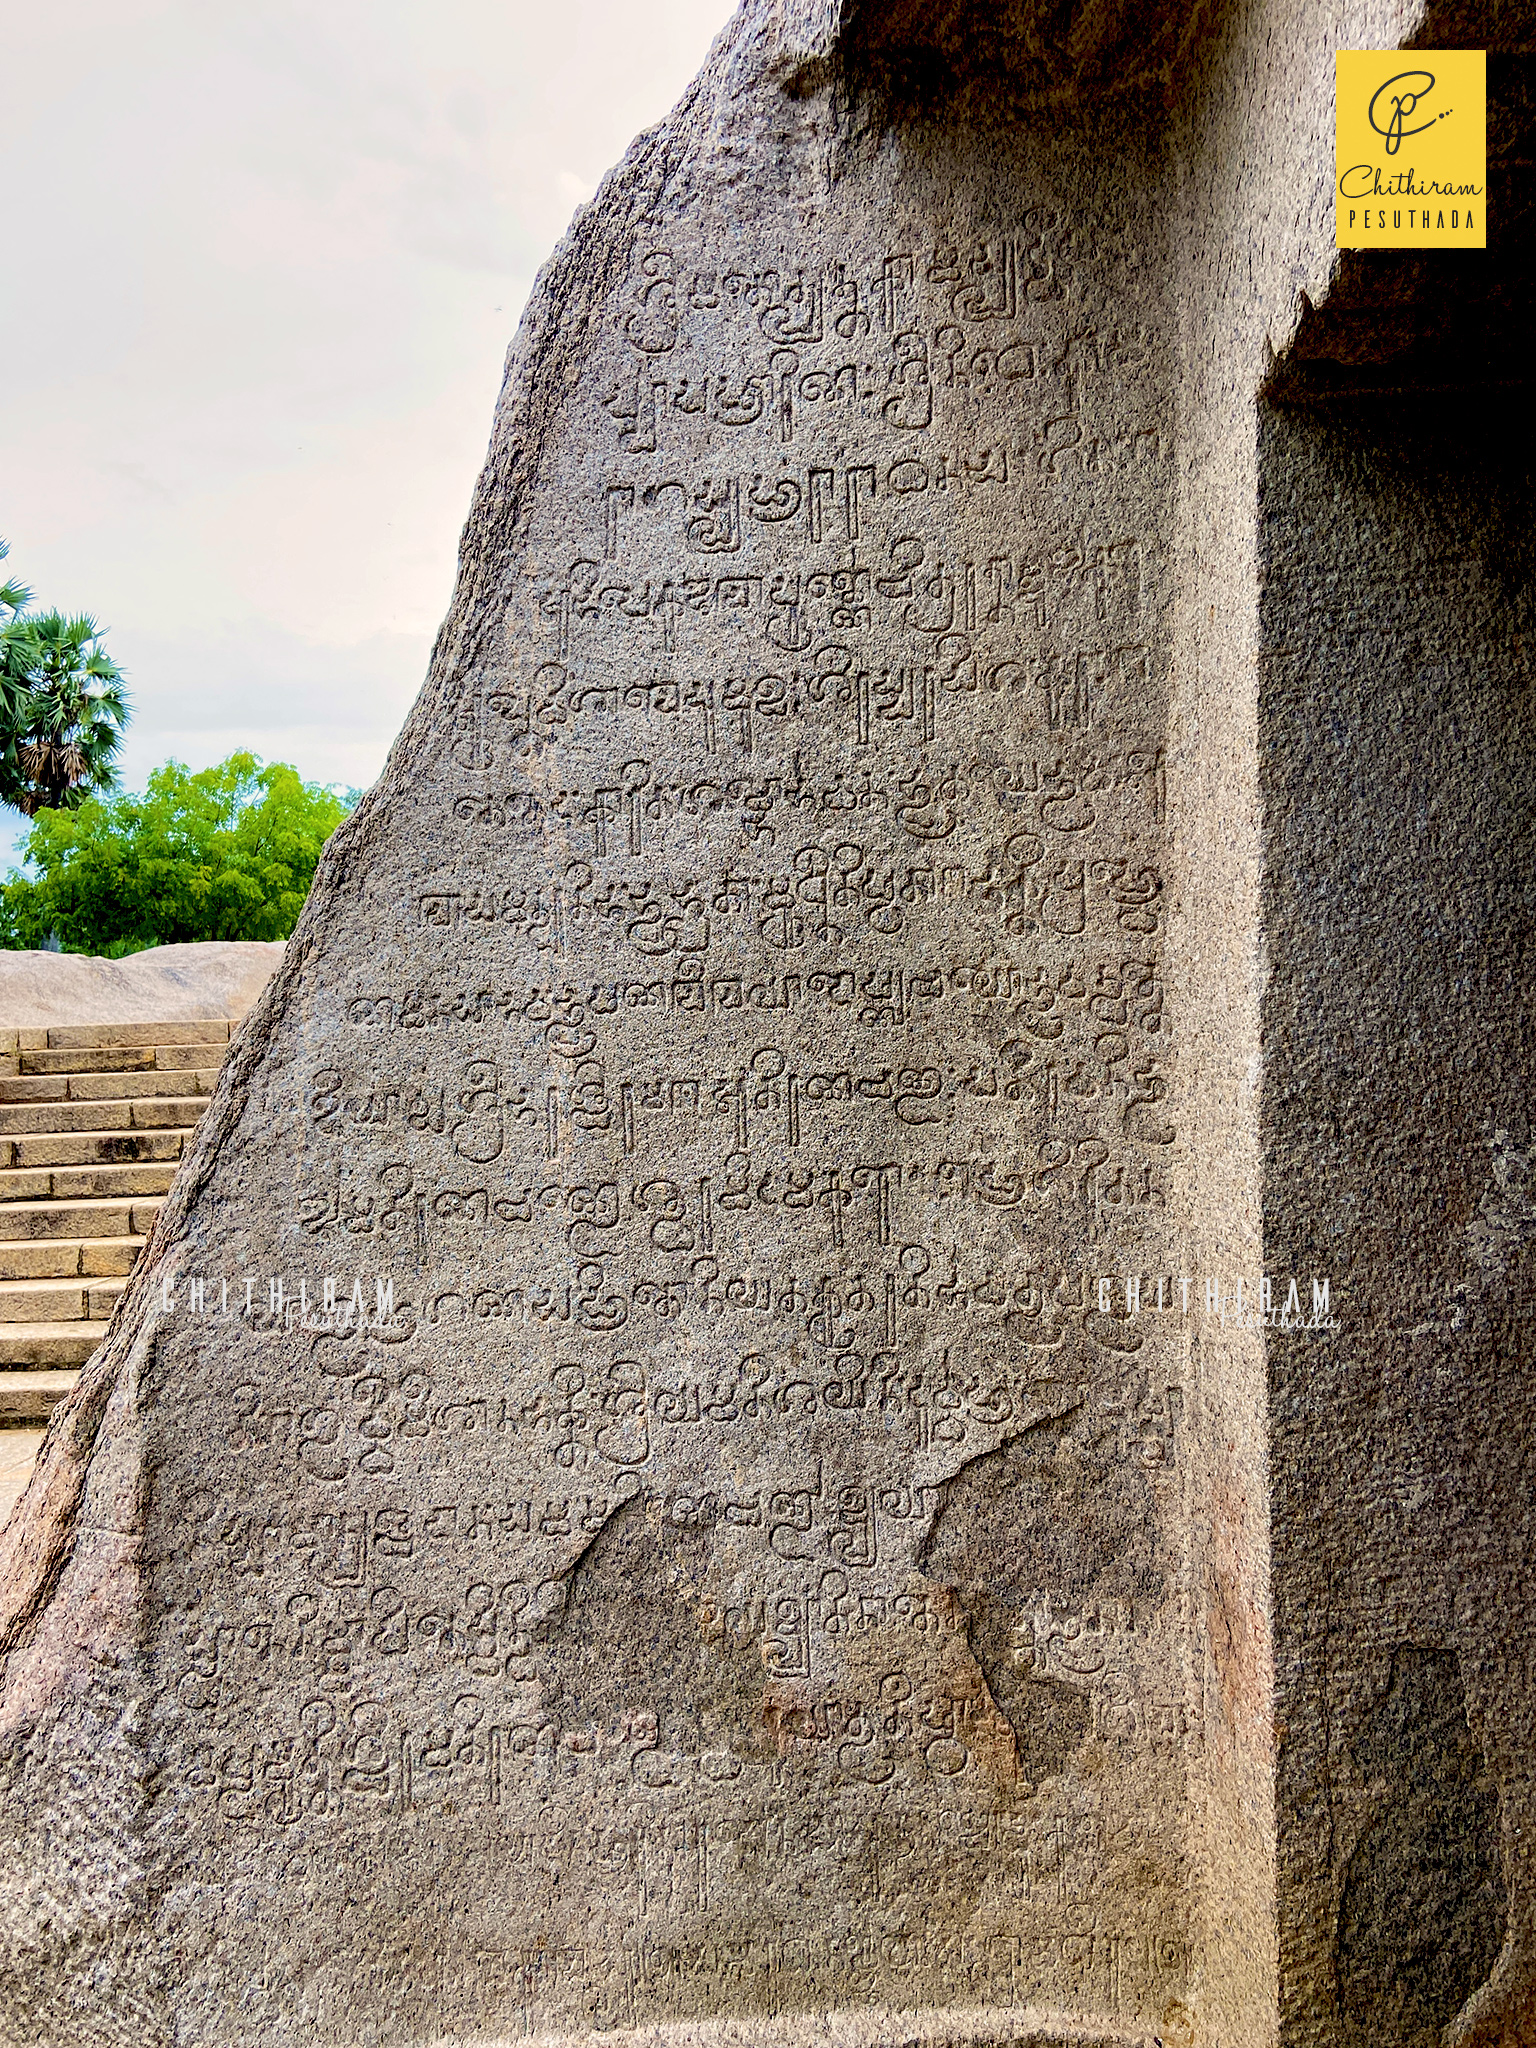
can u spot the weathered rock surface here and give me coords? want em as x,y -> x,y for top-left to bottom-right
2,3 -> 1533,2045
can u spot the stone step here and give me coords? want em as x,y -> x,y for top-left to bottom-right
0,1323 -> 109,1369
0,1067 -> 222,1104
1,1098 -> 133,1136
0,1161 -> 179,1203
17,1044 -> 220,1077
122,1096 -> 210,1130
0,1236 -> 145,1280
0,1021 -> 232,1053
0,1097 -> 207,1137
0,1197 -> 162,1244
16,1047 -> 153,1075
0,1277 -> 124,1323
0,1369 -> 83,1423
3,1129 -> 184,1170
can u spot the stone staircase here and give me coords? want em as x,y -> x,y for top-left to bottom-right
0,1022 -> 233,1423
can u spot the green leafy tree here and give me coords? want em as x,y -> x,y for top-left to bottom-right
0,539 -> 131,815
0,752 -> 356,955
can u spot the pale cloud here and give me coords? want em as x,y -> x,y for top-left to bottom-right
1,0 -> 734,861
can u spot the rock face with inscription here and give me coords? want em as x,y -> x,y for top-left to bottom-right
4,2 -> 1534,2044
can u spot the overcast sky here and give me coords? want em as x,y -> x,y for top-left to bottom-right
1,0 -> 734,863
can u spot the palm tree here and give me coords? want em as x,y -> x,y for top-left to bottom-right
0,607 -> 130,817
0,540 -> 35,728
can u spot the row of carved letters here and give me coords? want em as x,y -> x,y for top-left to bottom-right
234,1359 -> 1093,1476
179,1680 -> 1200,1825
257,1247 -> 1165,1351
246,1245 -> 1171,1359
230,1278 -> 1162,1392
311,1057 -> 1167,1153
315,1072 -> 1171,1165
418,1251 -> 1172,1335
415,851 -> 1162,954
647,842 -> 1164,926
213,1807 -> 1116,1882
182,1591 -> 980,1700
250,1927 -> 1188,2019
619,245 -> 1080,348
189,1587 -> 1139,1694
295,1141 -> 1170,1249
605,372 -> 1164,466
182,1572 -> 967,1674
541,554 -> 1143,654
445,749 -> 1167,850
459,667 -> 1131,763
296,1152 -> 1172,1264
341,953 -> 1164,1034
560,531 -> 1148,625
226,1358 -> 1177,1485
312,1025 -> 1169,1152
233,1257 -> 1156,1351
602,333 -> 1156,446
207,1476 -> 1166,1610
207,1491 -> 939,1575
221,1930 -> 1188,2037
183,1666 -> 999,1753
598,479 -> 1152,572
246,1280 -> 1167,1413
601,486 -> 1144,591
274,1932 -> 1191,2034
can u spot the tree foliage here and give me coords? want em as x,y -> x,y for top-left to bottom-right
0,539 -> 131,815
0,753 -> 356,955
0,540 -> 35,728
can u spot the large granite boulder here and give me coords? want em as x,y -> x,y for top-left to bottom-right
3,3 -> 1533,2044
0,943 -> 285,1028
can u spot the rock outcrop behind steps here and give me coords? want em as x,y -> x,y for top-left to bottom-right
0,942 -> 285,1028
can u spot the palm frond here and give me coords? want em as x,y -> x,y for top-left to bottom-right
55,612 -> 106,644
0,601 -> 131,818
82,649 -> 127,687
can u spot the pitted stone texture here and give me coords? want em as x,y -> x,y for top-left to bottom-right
3,3 -> 1530,2045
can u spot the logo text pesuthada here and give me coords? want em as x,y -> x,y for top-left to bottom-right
1336,50 -> 1486,249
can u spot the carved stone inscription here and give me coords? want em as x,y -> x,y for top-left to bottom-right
19,85 -> 1211,2048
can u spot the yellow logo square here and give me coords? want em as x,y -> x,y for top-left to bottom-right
1336,50 -> 1486,248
